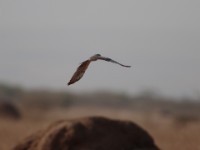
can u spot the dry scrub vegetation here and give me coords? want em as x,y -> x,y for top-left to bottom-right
0,84 -> 200,150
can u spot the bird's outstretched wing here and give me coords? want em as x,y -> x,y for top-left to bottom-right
99,57 -> 131,68
68,60 -> 91,85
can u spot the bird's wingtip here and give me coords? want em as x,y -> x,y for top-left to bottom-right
124,65 -> 131,68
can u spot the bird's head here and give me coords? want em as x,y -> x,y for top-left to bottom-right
90,54 -> 102,61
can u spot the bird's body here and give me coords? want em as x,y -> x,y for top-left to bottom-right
68,54 -> 131,85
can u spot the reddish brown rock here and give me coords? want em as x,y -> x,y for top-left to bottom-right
13,117 -> 160,150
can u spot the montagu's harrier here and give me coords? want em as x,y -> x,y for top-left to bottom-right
68,54 -> 131,85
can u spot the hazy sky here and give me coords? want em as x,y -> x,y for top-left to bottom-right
0,1 -> 200,98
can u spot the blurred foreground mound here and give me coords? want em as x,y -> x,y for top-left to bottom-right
13,117 -> 159,150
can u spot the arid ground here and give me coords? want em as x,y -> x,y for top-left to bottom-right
0,85 -> 200,150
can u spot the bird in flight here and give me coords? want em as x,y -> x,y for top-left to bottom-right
68,54 -> 131,85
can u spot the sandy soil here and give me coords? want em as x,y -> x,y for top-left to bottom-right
0,106 -> 200,150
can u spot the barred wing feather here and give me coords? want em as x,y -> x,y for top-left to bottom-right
68,60 -> 91,85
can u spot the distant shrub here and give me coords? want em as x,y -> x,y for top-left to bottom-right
0,101 -> 21,120
0,83 -> 23,97
173,113 -> 200,127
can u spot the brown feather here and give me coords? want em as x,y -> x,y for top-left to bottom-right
68,60 -> 91,85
